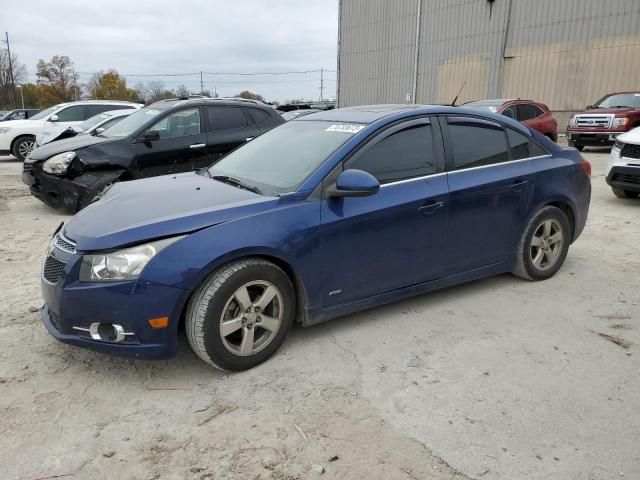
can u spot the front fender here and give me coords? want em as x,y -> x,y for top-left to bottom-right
140,199 -> 323,307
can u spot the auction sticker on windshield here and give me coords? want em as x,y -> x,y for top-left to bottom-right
325,124 -> 366,133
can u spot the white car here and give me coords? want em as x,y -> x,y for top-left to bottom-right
606,126 -> 640,199
0,100 -> 142,160
35,108 -> 140,147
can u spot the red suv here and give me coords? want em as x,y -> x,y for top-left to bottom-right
463,99 -> 558,142
566,91 -> 640,151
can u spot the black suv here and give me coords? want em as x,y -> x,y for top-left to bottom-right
0,108 -> 41,121
22,98 -> 284,213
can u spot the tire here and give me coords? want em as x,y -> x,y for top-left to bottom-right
512,206 -> 571,281
186,258 -> 295,371
611,187 -> 639,199
12,135 -> 36,161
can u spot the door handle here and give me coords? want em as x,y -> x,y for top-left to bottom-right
190,143 -> 206,149
509,180 -> 529,192
245,137 -> 254,142
419,201 -> 444,215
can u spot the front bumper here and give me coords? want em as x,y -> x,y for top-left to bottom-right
566,131 -> 623,146
41,247 -> 190,359
606,165 -> 640,193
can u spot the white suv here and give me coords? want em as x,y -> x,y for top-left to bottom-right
606,126 -> 640,199
0,100 -> 142,160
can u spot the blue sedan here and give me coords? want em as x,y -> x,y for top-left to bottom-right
40,105 -> 591,370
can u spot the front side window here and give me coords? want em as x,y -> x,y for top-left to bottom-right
348,123 -> 435,183
207,106 -> 248,131
516,104 -> 543,121
55,105 -> 84,122
148,108 -> 201,139
30,105 -> 61,120
447,118 -> 509,170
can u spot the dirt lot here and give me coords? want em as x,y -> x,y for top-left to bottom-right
1,145 -> 639,480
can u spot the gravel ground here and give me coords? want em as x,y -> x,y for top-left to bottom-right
1,144 -> 638,480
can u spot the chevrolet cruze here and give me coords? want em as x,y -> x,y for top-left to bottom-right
40,105 -> 591,371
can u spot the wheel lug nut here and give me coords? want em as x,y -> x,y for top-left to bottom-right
256,316 -> 261,322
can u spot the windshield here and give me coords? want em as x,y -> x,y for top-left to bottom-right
30,105 -> 61,120
594,93 -> 640,109
102,107 -> 165,138
78,113 -> 112,132
208,120 -> 362,194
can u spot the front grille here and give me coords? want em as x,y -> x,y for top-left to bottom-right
612,171 -> 640,186
621,143 -> 640,160
49,310 -> 61,331
53,233 -> 76,254
43,255 -> 66,284
575,114 -> 612,128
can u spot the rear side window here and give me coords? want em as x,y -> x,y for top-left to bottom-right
55,105 -> 84,122
246,107 -> 271,124
86,104 -> 130,118
207,106 -> 248,131
447,118 -> 509,170
348,123 -> 435,184
516,104 -> 543,121
506,128 -> 549,159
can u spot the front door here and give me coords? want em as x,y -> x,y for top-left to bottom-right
320,118 -> 448,307
442,116 -> 535,274
134,107 -> 208,177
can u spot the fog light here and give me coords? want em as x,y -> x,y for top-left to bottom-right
90,322 -> 126,342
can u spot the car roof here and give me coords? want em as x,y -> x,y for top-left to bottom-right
148,97 -> 274,110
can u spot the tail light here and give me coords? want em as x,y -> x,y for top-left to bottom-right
580,157 -> 591,177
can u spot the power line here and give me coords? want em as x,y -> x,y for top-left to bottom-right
73,69 -> 337,77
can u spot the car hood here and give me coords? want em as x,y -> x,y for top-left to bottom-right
0,119 -> 46,129
64,172 -> 276,251
578,107 -> 636,115
29,134 -> 119,160
618,126 -> 640,145
36,125 -> 77,146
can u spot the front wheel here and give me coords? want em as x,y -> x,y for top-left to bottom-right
186,258 -> 295,371
611,187 -> 639,199
512,206 -> 571,281
12,135 -> 36,161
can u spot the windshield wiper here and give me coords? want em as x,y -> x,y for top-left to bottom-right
211,175 -> 262,195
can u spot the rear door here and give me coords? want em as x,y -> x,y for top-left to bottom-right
442,116 -> 535,274
134,107 -> 207,177
201,105 -> 257,169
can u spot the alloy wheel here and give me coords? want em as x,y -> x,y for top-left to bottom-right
530,219 -> 564,271
18,139 -> 35,158
219,280 -> 284,356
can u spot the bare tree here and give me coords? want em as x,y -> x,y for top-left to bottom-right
36,55 -> 79,104
0,50 -> 27,108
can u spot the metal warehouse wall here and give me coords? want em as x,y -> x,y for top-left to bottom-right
338,0 -> 640,125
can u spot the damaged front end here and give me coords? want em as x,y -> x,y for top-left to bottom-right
23,154 -> 124,213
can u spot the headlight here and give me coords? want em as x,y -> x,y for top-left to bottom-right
569,115 -> 577,128
0,127 -> 11,134
42,151 -> 76,175
613,117 -> 628,128
79,236 -> 184,282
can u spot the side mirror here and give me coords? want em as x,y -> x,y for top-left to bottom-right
586,105 -> 593,110
140,130 -> 160,142
329,169 -> 380,198
49,114 -> 59,122
94,127 -> 105,135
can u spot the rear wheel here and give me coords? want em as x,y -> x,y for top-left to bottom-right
611,187 -> 639,199
185,258 -> 295,371
12,135 -> 36,161
512,206 -> 571,281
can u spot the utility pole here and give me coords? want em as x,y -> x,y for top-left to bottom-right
4,32 -> 17,108
200,70 -> 204,94
319,68 -> 324,101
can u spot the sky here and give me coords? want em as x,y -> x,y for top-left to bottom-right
3,0 -> 339,103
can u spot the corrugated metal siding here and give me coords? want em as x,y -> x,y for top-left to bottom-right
338,0 -> 640,115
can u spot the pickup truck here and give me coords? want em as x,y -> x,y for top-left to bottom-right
566,91 -> 640,151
